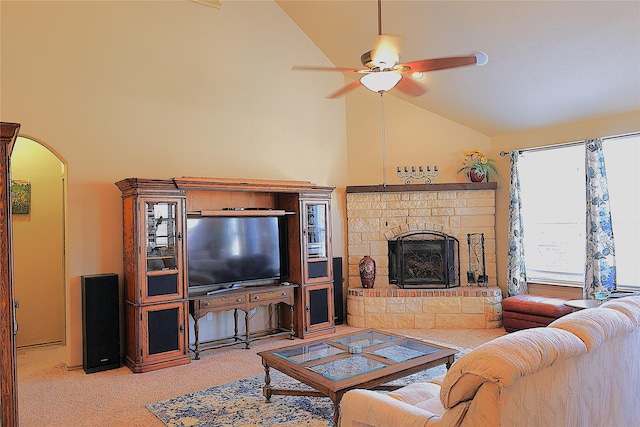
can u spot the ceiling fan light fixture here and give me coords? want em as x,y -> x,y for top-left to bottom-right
360,71 -> 402,93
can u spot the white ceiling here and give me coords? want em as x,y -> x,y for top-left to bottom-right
276,0 -> 640,137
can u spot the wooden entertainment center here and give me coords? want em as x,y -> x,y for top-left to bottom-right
116,177 -> 336,373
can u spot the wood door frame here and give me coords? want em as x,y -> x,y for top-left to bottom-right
1,121 -> 21,426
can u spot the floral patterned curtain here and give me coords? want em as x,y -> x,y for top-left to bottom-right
506,150 -> 528,296
584,138 -> 616,298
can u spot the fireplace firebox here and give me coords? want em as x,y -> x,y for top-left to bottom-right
388,231 -> 460,289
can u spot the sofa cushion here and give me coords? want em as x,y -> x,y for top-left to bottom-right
440,327 -> 586,409
339,389 -> 442,427
548,306 -> 634,351
444,382 -> 501,427
602,297 -> 640,326
387,382 -> 441,407
414,399 -> 446,417
387,381 -> 446,418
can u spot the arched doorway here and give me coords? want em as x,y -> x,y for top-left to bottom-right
11,136 -> 66,347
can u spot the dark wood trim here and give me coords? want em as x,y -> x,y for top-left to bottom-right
173,176 -> 334,193
346,182 -> 497,193
1,122 -> 21,427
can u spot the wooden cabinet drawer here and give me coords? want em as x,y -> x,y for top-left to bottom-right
198,295 -> 245,312
250,288 -> 293,305
190,284 -> 296,320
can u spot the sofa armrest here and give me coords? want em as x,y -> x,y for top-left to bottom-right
339,389 -> 442,427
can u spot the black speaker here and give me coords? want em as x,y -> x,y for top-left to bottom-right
333,257 -> 344,325
81,274 -> 120,374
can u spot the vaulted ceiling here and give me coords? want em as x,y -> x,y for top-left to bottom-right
276,0 -> 640,137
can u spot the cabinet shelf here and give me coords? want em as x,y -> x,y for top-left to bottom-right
197,209 -> 290,217
146,269 -> 178,276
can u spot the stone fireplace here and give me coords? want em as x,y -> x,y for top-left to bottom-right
345,182 -> 502,329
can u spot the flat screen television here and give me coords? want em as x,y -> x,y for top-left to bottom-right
186,215 -> 288,294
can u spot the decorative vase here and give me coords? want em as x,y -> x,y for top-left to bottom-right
468,168 -> 487,182
359,255 -> 376,288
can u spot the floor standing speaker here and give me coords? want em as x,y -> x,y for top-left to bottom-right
333,257 -> 344,325
81,273 -> 120,374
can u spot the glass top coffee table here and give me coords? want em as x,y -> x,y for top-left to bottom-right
257,329 -> 458,425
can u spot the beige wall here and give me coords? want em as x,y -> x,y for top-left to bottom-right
345,89 -> 491,186
11,137 -> 65,347
1,1 -> 348,367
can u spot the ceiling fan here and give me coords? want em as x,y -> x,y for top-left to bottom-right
293,0 -> 488,99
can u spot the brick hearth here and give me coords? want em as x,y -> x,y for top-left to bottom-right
347,287 -> 503,329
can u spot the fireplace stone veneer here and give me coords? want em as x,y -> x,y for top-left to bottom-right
346,183 -> 501,329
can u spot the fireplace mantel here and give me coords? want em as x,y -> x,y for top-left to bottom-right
346,182 -> 497,194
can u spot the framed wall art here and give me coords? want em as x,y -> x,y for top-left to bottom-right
11,180 -> 31,214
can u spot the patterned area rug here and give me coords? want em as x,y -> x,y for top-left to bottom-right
147,342 -> 469,427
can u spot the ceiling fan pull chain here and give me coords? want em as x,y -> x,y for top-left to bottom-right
380,92 -> 387,187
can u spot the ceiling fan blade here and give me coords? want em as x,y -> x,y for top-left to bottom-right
395,76 -> 427,97
401,55 -> 477,73
293,65 -> 362,73
371,34 -> 403,69
327,80 -> 362,99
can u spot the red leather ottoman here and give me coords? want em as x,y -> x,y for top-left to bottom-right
502,294 -> 573,332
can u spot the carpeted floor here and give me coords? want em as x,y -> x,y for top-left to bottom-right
147,340 -> 470,427
17,326 -> 505,426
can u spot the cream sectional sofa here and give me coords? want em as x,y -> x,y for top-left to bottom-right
339,296 -> 640,427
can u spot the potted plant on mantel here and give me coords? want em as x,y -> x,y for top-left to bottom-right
457,149 -> 499,182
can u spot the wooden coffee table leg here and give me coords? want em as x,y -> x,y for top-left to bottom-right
262,362 -> 272,403
289,304 -> 295,340
332,399 -> 340,426
193,317 -> 200,360
446,355 -> 455,370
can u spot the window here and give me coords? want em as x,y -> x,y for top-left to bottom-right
519,145 -> 585,284
518,135 -> 639,290
603,135 -> 640,289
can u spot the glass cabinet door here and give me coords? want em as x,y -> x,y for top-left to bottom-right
303,200 -> 331,282
144,200 -> 182,300
306,203 -> 327,259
